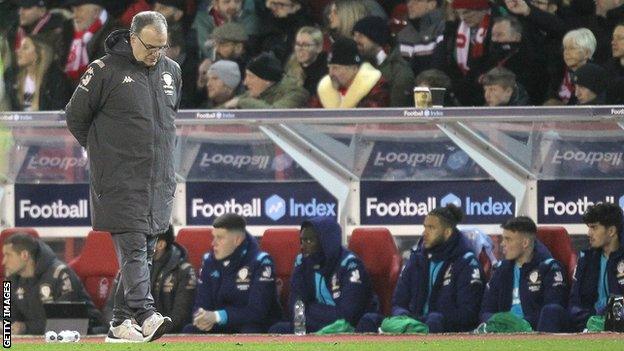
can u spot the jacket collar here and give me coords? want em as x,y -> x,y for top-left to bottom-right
317,62 -> 382,108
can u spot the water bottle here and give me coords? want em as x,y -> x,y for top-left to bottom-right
293,299 -> 306,336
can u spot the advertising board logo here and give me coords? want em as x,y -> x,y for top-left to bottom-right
440,193 -> 461,207
265,195 -> 286,221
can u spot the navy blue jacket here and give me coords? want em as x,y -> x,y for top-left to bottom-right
192,233 -> 282,332
570,243 -> 624,316
480,241 -> 567,328
289,217 -> 376,330
392,230 -> 484,332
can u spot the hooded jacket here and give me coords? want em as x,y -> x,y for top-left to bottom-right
392,230 -> 484,332
65,29 -> 181,235
569,233 -> 624,330
480,241 -> 567,328
9,240 -> 102,334
151,243 -> 197,332
289,217 -> 376,331
192,233 -> 282,333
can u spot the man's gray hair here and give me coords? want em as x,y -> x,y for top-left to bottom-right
130,11 -> 168,35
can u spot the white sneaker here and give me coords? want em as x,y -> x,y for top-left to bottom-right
142,312 -> 172,342
105,320 -> 144,343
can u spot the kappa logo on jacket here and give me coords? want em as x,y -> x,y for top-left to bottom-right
122,75 -> 134,84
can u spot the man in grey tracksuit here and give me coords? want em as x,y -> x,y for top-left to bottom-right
65,11 -> 181,343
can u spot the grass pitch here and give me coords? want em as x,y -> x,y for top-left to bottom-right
10,337 -> 624,351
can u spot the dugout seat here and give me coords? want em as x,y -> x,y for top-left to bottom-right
348,227 -> 402,316
260,228 -> 301,315
537,226 -> 578,284
176,227 -> 214,274
69,231 -> 119,310
0,228 -> 40,281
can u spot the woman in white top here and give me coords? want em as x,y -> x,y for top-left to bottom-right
5,34 -> 71,111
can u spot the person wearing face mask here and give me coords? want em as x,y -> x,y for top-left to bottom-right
488,15 -> 547,105
269,217 -> 376,334
4,34 -> 71,111
182,213 -> 282,334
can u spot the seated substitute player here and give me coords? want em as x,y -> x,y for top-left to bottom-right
270,216 -> 377,333
356,204 -> 484,333
480,216 -> 568,332
182,213 -> 282,333
569,203 -> 624,331
3,233 -> 103,335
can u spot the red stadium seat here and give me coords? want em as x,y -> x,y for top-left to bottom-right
348,227 -> 402,316
0,228 -> 40,281
69,231 -> 119,310
536,226 -> 578,284
260,228 -> 300,315
176,227 -> 213,274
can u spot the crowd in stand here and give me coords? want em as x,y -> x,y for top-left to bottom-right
0,0 -> 623,112
5,203 -> 624,336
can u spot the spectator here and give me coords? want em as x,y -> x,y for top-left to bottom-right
569,203 -> 624,332
480,217 -> 568,333
548,28 -> 596,105
566,0 -> 624,65
605,23 -> 624,104
64,0 -> 119,85
3,233 -> 103,335
481,67 -> 529,107
183,214 -> 282,333
165,26 -> 201,108
353,15 -> 415,107
285,26 -> 328,97
4,35 -> 71,111
0,34 -> 12,111
572,62 -> 608,105
193,0 -> 259,59
7,0 -> 73,68
259,0 -> 312,64
327,0 -> 370,40
104,226 -> 197,333
503,0 -> 567,106
489,16 -> 548,105
153,0 -> 198,54
311,37 -> 389,108
396,0 -> 445,76
356,204 -> 485,333
270,216 -> 376,334
434,0 -> 502,106
223,52 -> 308,109
204,60 -> 241,108
415,68 -> 459,106
211,22 -> 250,74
